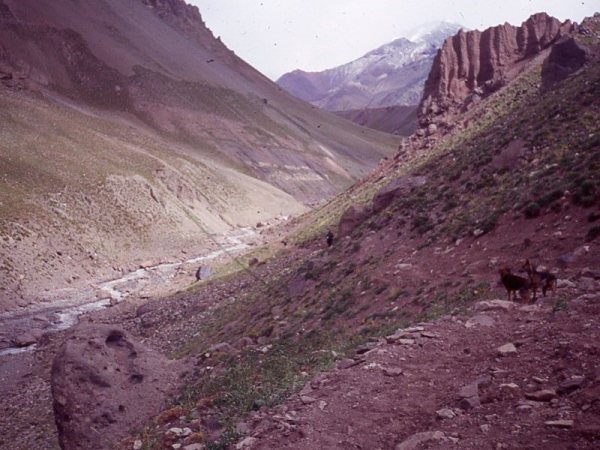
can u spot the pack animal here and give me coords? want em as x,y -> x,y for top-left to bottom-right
522,259 -> 557,298
499,267 -> 532,303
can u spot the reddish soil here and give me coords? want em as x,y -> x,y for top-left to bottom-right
249,296 -> 600,449
100,201 -> 598,450
1,196 -> 598,450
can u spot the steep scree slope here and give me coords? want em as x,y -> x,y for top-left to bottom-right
0,0 -> 399,311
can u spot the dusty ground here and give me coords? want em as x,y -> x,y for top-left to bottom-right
249,296 -> 600,450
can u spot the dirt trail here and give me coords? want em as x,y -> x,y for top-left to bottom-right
247,293 -> 600,449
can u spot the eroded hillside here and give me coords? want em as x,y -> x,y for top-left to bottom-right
0,0 -> 399,311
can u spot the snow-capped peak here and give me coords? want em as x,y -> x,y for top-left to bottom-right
407,21 -> 465,46
277,21 -> 465,111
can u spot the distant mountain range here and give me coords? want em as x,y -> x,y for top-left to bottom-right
277,22 -> 463,113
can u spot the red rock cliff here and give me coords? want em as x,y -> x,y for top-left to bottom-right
419,13 -> 574,123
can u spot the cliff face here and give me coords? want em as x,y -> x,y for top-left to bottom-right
419,13 -> 575,123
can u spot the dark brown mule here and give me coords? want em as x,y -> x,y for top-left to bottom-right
522,259 -> 557,299
499,267 -> 532,303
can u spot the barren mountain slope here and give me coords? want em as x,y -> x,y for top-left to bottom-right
277,23 -> 460,135
0,0 -> 399,311
334,105 -> 418,136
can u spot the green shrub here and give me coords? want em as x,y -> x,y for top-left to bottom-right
582,133 -> 600,150
479,212 -> 499,234
538,189 -> 563,207
587,212 -> 600,223
573,179 -> 598,207
412,215 -> 433,235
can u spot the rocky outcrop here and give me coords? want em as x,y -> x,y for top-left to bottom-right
51,324 -> 184,450
419,13 -> 574,123
372,176 -> 427,214
541,36 -> 589,88
338,205 -> 371,237
141,0 -> 200,19
139,0 -> 220,50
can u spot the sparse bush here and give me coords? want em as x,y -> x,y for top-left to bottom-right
412,215 -> 433,235
524,201 -> 541,218
480,212 -> 499,234
572,180 -> 597,207
573,194 -> 597,208
443,197 -> 458,212
474,154 -> 493,168
374,283 -> 389,295
343,262 -> 356,276
448,170 -> 461,182
538,189 -> 563,207
205,424 -> 240,450
582,133 -> 600,150
588,212 -> 600,223
552,295 -> 569,313
587,225 -> 600,242
299,260 -> 322,280
260,325 -> 274,337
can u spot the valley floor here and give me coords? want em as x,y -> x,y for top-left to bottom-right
1,209 -> 599,450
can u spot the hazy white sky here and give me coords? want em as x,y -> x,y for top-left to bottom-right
190,0 -> 598,80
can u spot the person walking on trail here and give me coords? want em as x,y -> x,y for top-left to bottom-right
326,230 -> 334,247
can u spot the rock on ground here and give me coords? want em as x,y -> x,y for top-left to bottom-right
395,430 -> 447,450
51,323 -> 184,450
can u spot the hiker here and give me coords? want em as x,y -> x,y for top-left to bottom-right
326,230 -> 334,247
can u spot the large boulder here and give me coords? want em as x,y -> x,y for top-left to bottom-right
372,176 -> 427,214
51,323 -> 184,450
338,205 -> 371,237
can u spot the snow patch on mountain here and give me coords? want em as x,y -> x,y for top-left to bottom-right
408,21 -> 466,45
277,22 -> 463,112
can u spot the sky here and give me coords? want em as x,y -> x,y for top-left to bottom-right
190,1 -> 599,80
